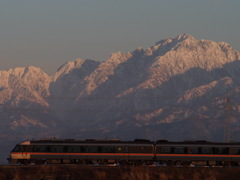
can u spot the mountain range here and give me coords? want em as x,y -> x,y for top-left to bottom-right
1,34 -> 240,163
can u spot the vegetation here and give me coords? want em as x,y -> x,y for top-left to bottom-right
1,165 -> 240,180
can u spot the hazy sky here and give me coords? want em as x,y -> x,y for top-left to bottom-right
0,0 -> 239,75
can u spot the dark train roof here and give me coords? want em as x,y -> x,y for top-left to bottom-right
29,138 -> 153,145
156,140 -> 240,145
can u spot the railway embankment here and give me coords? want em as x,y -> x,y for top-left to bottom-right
1,165 -> 240,180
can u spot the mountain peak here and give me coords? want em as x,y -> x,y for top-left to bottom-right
109,51 -> 126,59
5,66 -> 46,79
25,66 -> 42,71
52,58 -> 85,81
175,33 -> 195,41
58,58 -> 85,71
155,33 -> 195,45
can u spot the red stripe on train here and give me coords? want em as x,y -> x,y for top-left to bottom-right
156,154 -> 240,157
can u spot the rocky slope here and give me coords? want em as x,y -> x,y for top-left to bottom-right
1,34 -> 240,163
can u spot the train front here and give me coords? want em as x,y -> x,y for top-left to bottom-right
8,141 -> 31,164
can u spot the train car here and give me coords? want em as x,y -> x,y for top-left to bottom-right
9,138 -> 240,166
8,139 -> 154,165
155,140 -> 240,166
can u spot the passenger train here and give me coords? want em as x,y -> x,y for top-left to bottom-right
8,139 -> 240,166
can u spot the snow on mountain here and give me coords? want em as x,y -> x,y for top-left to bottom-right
147,34 -> 239,85
40,34 -> 240,143
0,66 -> 50,106
81,51 -> 132,96
1,34 -> 240,164
52,58 -> 86,82
9,115 -> 48,130
106,34 -> 240,99
50,59 -> 100,107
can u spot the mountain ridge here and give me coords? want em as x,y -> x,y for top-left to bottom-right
1,34 -> 240,163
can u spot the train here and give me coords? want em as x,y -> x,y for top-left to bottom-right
8,139 -> 240,166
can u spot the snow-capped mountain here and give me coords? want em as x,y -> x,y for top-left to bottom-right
48,34 -> 240,140
0,66 -> 50,107
1,34 -> 240,163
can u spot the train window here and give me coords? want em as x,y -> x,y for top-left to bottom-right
229,148 -> 240,155
85,146 -> 90,153
68,146 -> 80,153
80,146 -> 85,153
63,146 -> 68,152
12,145 -> 28,152
85,146 -> 99,153
12,145 -> 21,152
128,146 -> 152,153
188,147 -> 199,154
124,147 -> 128,153
33,146 -> 39,152
201,147 -> 212,154
26,145 -> 34,152
45,146 -> 51,152
174,147 -> 185,154
42,146 -> 48,152
213,148 -> 228,154
20,145 -> 27,152
159,147 -> 172,153
52,146 -> 64,152
140,146 -> 153,153
98,146 -> 102,153
102,146 -> 115,153
33,145 -> 48,152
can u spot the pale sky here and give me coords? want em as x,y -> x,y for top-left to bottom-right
0,0 -> 239,75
